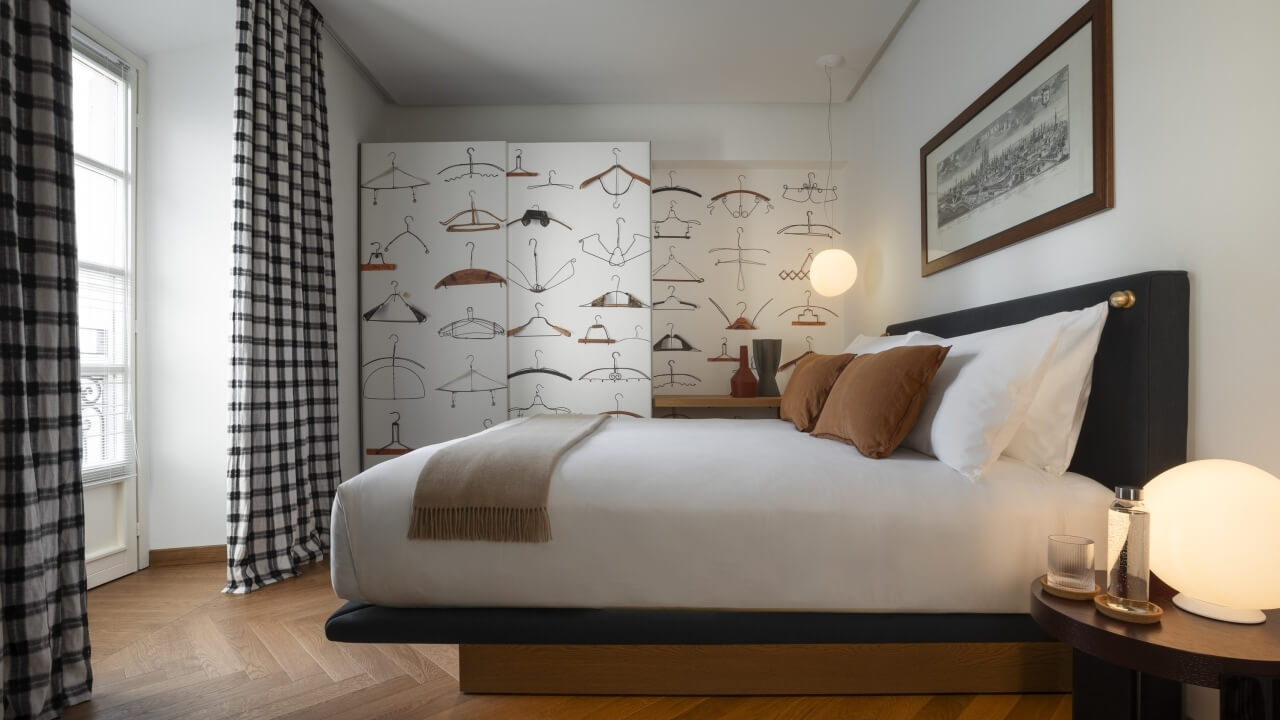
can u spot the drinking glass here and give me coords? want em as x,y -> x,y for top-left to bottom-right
1047,534 -> 1095,591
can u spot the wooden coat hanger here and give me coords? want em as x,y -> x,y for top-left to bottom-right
707,174 -> 773,218
435,241 -> 507,289
652,170 -> 702,197
779,336 -> 817,372
508,302 -> 572,338
439,190 -> 505,232
578,315 -> 617,344
580,274 -> 648,308
361,241 -> 395,271
709,297 -> 773,331
579,147 -> 650,208
507,148 -> 539,177
366,411 -> 414,456
599,392 -> 643,419
707,337 -> 737,363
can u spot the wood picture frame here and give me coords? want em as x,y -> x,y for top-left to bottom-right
919,0 -> 1113,276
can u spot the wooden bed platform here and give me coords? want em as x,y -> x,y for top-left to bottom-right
325,270 -> 1190,695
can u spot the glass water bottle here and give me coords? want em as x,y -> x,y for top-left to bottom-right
1106,486 -> 1150,611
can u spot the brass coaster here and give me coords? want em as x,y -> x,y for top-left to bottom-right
1039,575 -> 1102,601
1094,594 -> 1163,624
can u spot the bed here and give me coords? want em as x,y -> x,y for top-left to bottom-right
325,270 -> 1189,695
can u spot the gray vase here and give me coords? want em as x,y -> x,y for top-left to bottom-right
753,339 -> 782,397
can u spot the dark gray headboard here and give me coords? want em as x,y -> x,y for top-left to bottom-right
885,271 -> 1189,491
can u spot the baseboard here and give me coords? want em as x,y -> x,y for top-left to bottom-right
149,545 -> 225,567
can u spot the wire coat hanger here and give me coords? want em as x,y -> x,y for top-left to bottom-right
361,151 -> 429,205
507,148 -> 539,177
777,210 -> 842,238
579,216 -> 651,267
651,245 -> 704,283
709,297 -> 774,330
437,146 -> 504,182
777,289 -> 840,326
653,199 -> 702,240
509,383 -> 572,416
508,301 -> 572,338
781,171 -> 838,204
581,273 -> 648,308
709,227 -> 770,291
652,284 -> 698,311
367,411 -> 414,456
779,336 -> 817,371
779,248 -> 815,281
386,215 -> 429,255
527,168 -> 573,190
507,348 -> 572,381
436,354 -> 506,407
435,240 -> 507,289
437,306 -> 506,339
363,280 -> 429,323
599,392 -> 643,419
654,358 -> 702,388
361,333 -> 427,399
579,351 -> 651,382
707,337 -> 737,363
508,237 -> 576,293
653,322 -> 699,352
578,315 -> 617,344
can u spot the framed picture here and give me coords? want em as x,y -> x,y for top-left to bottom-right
920,0 -> 1113,276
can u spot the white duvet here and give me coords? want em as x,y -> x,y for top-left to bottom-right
331,418 -> 1111,613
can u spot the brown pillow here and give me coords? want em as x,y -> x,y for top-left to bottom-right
812,345 -> 951,458
780,353 -> 856,432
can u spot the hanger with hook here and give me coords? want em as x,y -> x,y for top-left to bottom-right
653,284 -> 698,311
363,278 -> 428,324
527,168 -> 573,190
507,347 -> 572,381
708,296 -> 774,330
600,391 -> 643,419
708,226 -> 770,291
652,245 -> 704,283
580,272 -> 649,309
437,145 -> 504,182
509,382 -> 573,416
362,240 -> 395,270
361,333 -> 426,400
777,289 -> 840,326
366,409 -> 414,455
652,169 -> 702,198
439,190 -> 505,232
777,209 -> 842,238
578,314 -> 617,344
708,174 -> 773,218
654,358 -> 702,388
507,148 -> 539,177
579,146 -> 650,208
361,150 -> 429,205
579,215 -> 651,267
434,239 -> 507,289
779,336 -> 820,371
508,237 -> 575,293
579,350 -> 652,383
385,215 -> 429,255
653,198 -> 703,240
707,336 -> 737,363
436,353 -> 506,408
781,171 -> 838,204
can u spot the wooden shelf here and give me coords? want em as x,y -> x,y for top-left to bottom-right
652,395 -> 781,409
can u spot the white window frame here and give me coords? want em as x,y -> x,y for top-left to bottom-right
70,16 -> 149,566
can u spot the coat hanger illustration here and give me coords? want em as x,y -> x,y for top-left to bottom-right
580,274 -> 648,308
707,337 -> 737,363
709,297 -> 774,330
437,146 -> 504,182
652,199 -> 702,240
651,245 -> 704,283
654,359 -> 701,388
777,210 -> 842,238
618,324 -> 648,343
386,216 -> 429,255
579,147 -> 651,208
435,240 -> 507,289
362,334 -> 426,400
779,248 -> 815,281
437,306 -> 506,339
652,170 -> 702,198
599,392 -> 643,419
779,336 -> 817,372
579,216 -> 651,267
436,354 -> 506,408
709,227 -> 771,291
361,241 -> 395,271
652,284 -> 699,311
781,171 -> 838,204
777,290 -> 840,326
579,350 -> 651,382
509,383 -> 572,416
506,148 -> 539,177
507,348 -> 571,382
482,418 -> 495,429
508,238 -> 576,293
527,168 -> 573,190
707,174 -> 773,218
361,151 -> 429,205
508,301 -> 572,338
363,280 -> 429,324
506,204 -> 572,230
578,315 -> 617,344
439,190 -> 506,232
366,411 -> 414,456
653,322 -> 699,352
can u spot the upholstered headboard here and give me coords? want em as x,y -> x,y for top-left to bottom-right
885,271 -> 1189,491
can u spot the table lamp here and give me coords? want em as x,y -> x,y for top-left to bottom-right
1144,459 -> 1280,624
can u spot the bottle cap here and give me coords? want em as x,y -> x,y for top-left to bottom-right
1115,486 -> 1144,501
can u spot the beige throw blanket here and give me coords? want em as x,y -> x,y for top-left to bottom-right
408,414 -> 606,542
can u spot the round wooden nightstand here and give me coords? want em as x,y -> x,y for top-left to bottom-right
1030,571 -> 1280,719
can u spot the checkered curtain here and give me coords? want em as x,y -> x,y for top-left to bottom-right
226,0 -> 341,594
0,0 -> 94,717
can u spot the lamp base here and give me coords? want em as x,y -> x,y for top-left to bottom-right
1172,593 -> 1267,624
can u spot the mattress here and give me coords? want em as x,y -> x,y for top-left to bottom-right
331,418 -> 1112,613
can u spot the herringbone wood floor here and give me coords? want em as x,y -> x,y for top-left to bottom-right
63,561 -> 1071,719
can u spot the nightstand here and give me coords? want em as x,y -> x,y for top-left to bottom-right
1030,572 -> 1280,719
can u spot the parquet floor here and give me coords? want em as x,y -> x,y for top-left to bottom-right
63,561 -> 1071,719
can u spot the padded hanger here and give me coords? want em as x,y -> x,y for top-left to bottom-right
653,322 -> 699,352
506,204 -> 572,230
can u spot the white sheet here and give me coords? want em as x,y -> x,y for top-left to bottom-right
331,418 -> 1112,613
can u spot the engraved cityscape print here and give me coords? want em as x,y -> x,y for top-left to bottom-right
937,66 -> 1071,229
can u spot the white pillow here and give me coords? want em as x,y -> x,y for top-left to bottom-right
1002,302 -> 1108,475
901,317 -> 1062,480
844,332 -> 921,355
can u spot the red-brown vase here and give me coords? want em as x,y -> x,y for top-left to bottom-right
730,345 -> 757,398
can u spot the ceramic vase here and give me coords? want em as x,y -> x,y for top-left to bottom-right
753,338 -> 782,397
730,345 -> 757,397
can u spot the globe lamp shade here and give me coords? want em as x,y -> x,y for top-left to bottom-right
1145,459 -> 1280,624
809,249 -> 858,297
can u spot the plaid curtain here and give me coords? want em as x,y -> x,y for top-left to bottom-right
226,0 -> 340,594
0,0 -> 94,717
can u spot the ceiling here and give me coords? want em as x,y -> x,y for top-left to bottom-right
72,0 -> 915,106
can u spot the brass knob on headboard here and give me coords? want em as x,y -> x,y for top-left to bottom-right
1109,290 -> 1136,309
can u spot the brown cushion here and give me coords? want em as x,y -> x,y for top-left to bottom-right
780,353 -> 856,432
812,345 -> 951,458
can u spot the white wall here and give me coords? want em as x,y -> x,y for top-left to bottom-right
844,0 -> 1280,471
138,23 -> 387,550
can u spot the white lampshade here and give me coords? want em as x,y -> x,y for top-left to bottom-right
1145,459 -> 1280,624
809,248 -> 858,297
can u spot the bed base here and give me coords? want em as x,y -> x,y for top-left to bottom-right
459,642 -> 1070,695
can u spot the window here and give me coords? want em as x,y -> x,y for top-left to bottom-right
73,37 -> 136,485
